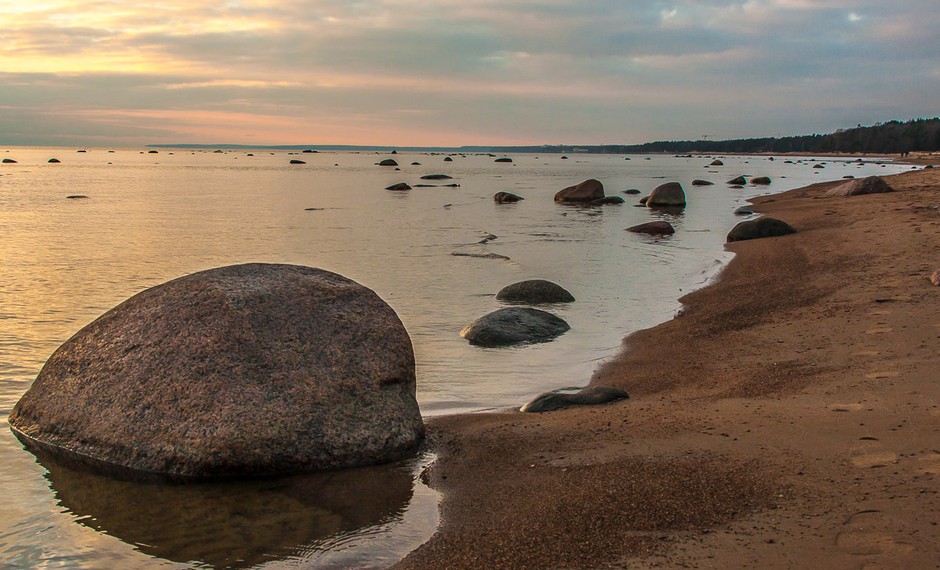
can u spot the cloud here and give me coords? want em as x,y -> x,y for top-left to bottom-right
0,0 -> 937,145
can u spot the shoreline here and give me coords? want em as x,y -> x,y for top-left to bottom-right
395,167 -> 940,568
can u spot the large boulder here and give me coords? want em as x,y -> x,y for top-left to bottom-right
646,182 -> 686,207
460,308 -> 570,347
554,179 -> 605,203
727,218 -> 797,242
8,264 -> 424,479
825,176 -> 894,197
496,280 -> 575,303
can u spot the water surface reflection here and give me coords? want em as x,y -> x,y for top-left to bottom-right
33,447 -> 438,568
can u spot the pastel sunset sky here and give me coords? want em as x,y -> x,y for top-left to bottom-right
1,0 -> 937,147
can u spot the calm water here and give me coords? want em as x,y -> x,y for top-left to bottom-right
0,147 -> 909,567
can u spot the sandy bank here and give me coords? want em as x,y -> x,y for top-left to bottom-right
395,167 -> 940,569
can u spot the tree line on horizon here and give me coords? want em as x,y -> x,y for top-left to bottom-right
487,118 -> 940,155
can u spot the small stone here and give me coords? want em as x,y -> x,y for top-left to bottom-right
385,182 -> 412,191
627,221 -> 675,235
494,192 -> 524,203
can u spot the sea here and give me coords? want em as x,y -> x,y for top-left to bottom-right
0,146 -> 911,568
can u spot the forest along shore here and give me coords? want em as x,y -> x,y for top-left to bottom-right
395,167 -> 940,569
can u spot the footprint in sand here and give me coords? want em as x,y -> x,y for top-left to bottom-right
864,371 -> 900,380
853,350 -> 881,357
836,510 -> 915,557
865,327 -> 894,335
916,452 -> 940,475
829,403 -> 865,412
850,451 -> 898,468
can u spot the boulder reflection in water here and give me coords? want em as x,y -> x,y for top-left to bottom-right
34,448 -> 422,568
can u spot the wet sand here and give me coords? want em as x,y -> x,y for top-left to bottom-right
395,166 -> 940,569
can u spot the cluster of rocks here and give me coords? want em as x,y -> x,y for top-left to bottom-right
460,280 -> 573,348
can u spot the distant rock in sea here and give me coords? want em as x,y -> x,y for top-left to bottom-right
627,221 -> 675,235
494,192 -> 524,203
646,182 -> 686,208
290,159 -> 306,164
378,159 -> 398,166
710,159 -> 724,166
386,182 -> 412,191
48,158 -> 61,163
750,176 -> 772,185
727,175 -> 747,185
591,196 -> 625,205
692,179 -> 714,186
421,174 -> 453,180
623,189 -> 641,195
451,252 -> 510,261
494,157 -> 513,163
444,156 -> 453,162
734,206 -> 755,216
1,158 -> 16,163
554,179 -> 605,203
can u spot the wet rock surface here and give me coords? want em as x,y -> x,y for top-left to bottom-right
460,308 -> 570,347
520,385 -> 630,413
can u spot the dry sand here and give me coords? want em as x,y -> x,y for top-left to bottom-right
395,166 -> 940,569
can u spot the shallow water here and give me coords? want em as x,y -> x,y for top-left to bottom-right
0,147 -> 908,567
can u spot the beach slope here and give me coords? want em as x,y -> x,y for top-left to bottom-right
396,168 -> 940,569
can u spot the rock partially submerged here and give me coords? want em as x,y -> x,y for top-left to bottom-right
494,192 -> 524,203
591,196 -> 625,205
460,307 -> 569,347
627,221 -> 675,235
494,157 -> 513,163
8,264 -> 425,480
750,176 -> 772,185
691,179 -> 714,186
825,176 -> 894,197
734,206 -> 755,216
520,385 -> 629,413
727,175 -> 747,185
727,217 -> 797,242
378,159 -> 398,166
385,182 -> 411,191
554,179 -> 605,203
496,280 -> 575,303
421,174 -> 453,180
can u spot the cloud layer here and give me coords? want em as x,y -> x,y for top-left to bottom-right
1,0 -> 937,146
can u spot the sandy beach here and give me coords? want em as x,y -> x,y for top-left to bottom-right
395,166 -> 940,569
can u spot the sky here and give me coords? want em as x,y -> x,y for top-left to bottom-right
0,0 -> 938,147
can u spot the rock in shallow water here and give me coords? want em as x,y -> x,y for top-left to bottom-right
646,182 -> 686,207
460,307 -> 570,347
8,263 -> 425,480
554,179 -> 605,203
496,280 -> 575,303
